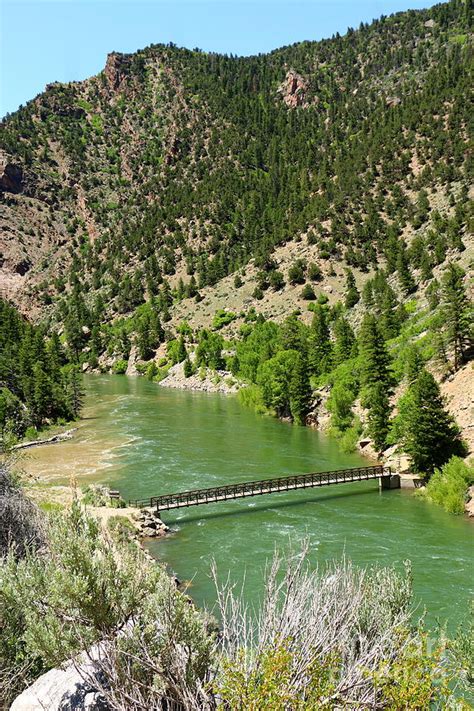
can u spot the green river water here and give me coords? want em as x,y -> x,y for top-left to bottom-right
25,375 -> 473,628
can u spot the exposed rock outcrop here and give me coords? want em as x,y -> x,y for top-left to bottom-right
0,150 -> 23,193
104,52 -> 132,91
278,69 -> 309,108
440,362 -> 474,455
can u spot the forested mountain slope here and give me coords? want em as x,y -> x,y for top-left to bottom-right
0,0 -> 471,328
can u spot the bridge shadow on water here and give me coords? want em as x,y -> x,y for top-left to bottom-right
163,485 -> 381,526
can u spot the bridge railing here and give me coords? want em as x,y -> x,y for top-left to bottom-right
128,465 -> 390,510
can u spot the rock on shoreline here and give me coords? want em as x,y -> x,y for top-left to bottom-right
159,361 -> 241,394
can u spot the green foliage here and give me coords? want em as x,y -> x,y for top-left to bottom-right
372,635 -> 449,710
257,349 -> 311,422
112,359 -> 128,374
217,642 -> 338,710
301,283 -> 316,300
344,269 -> 360,308
145,361 -> 158,380
440,262 -> 473,370
183,356 -> 194,378
0,300 -> 82,437
195,330 -> 224,370
393,370 -> 466,474
81,484 -> 126,508
212,309 -> 236,330
0,501 -> 212,706
327,381 -> 356,431
366,382 -> 392,453
308,304 -> 332,377
339,418 -> 363,453
333,316 -> 357,364
167,336 -> 187,365
216,553 -> 455,710
238,383 -> 267,415
3,0 -> 469,371
423,456 -> 474,514
359,314 -> 392,391
449,603 -> 474,691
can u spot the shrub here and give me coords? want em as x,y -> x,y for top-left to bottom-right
214,547 -> 453,709
308,262 -> 322,281
327,382 -> 356,431
238,384 -> 266,415
423,456 -> 474,514
212,309 -> 236,330
288,259 -> 306,285
112,359 -> 128,375
81,484 -> 126,508
268,270 -> 285,291
339,418 -> 363,453
0,501 -> 213,707
301,283 -> 316,300
0,464 -> 45,559
145,362 -> 158,380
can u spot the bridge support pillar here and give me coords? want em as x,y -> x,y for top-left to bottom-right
379,474 -> 400,490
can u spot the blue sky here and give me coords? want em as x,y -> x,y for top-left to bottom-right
1,0 -> 435,118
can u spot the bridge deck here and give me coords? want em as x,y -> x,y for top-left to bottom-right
129,465 -> 391,511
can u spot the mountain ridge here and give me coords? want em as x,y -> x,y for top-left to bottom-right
0,0 -> 471,340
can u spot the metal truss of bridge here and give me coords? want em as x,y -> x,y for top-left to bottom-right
129,465 -> 399,513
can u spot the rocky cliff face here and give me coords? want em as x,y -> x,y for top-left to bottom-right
0,150 -> 23,193
278,69 -> 309,107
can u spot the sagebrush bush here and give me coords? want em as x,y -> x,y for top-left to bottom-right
0,500 -> 212,708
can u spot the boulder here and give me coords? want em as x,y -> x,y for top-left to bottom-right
141,526 -> 158,537
10,649 -> 109,711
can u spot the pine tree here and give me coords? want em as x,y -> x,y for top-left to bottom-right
307,305 -> 332,376
66,366 -> 84,419
420,250 -> 433,282
136,317 -> 153,361
441,263 -> 473,370
366,382 -> 391,453
358,314 -> 392,390
380,288 -> 401,340
344,269 -> 360,308
396,247 -> 416,295
183,357 -> 193,378
398,369 -> 464,474
279,313 -> 306,353
289,353 -> 312,424
333,317 -> 356,364
177,336 -> 187,363
31,364 -> 53,426
404,344 -> 423,384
